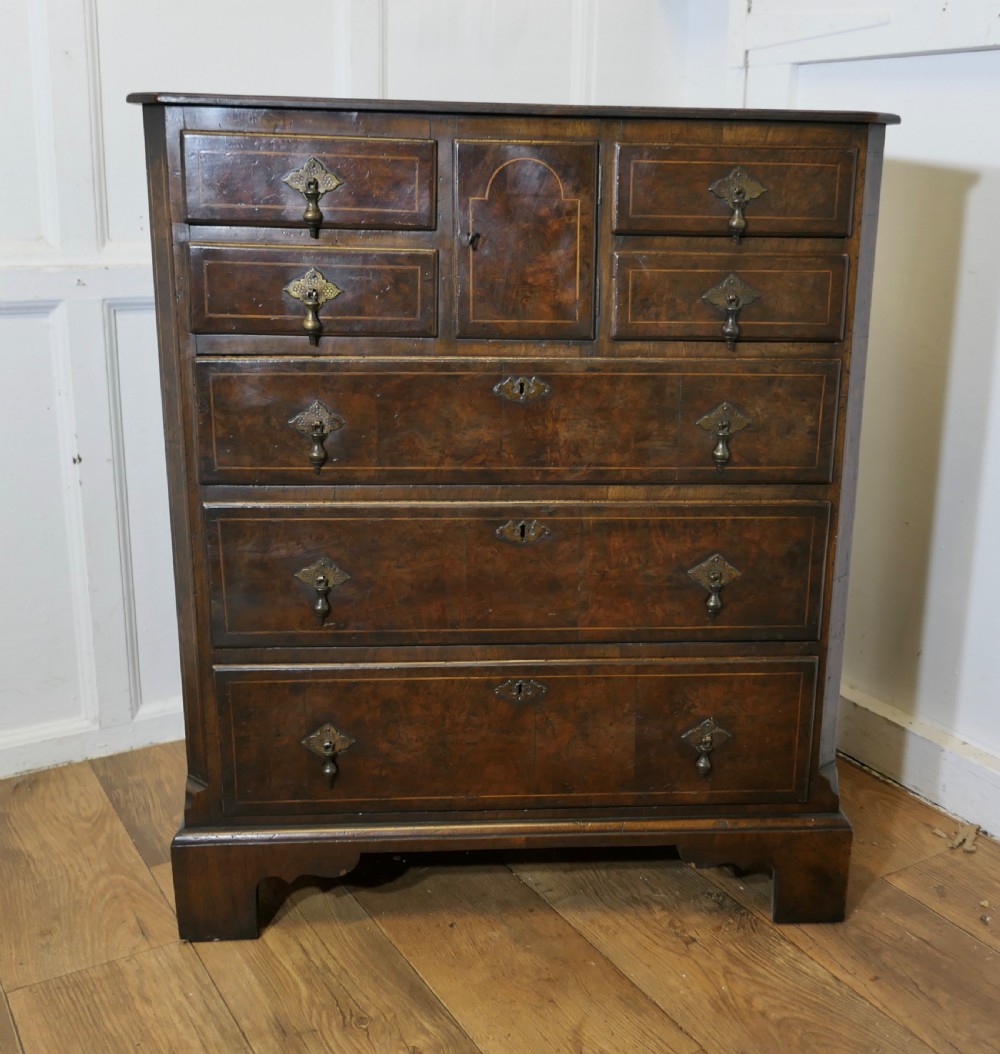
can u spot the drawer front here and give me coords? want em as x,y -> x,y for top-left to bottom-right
217,658 -> 817,814
196,358 -> 840,484
454,139 -> 598,340
205,501 -> 830,646
182,131 -> 436,230
612,251 -> 848,344
614,144 -> 857,237
188,244 -> 438,338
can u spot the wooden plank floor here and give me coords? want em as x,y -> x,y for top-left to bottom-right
1,744 -> 997,1054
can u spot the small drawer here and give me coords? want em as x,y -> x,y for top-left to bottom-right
217,657 -> 817,815
195,358 -> 841,484
188,243 -> 437,339
614,144 -> 856,237
181,131 -> 436,231
612,250 -> 848,344
205,500 -> 830,647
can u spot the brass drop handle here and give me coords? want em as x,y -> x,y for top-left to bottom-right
687,552 -> 741,617
696,402 -> 750,473
288,399 -> 345,472
708,167 -> 767,244
282,157 -> 344,238
301,177 -> 323,237
722,293 -> 741,348
302,288 -> 321,344
701,273 -> 761,351
301,721 -> 356,787
312,573 -> 332,620
284,268 -> 344,346
294,556 -> 350,622
728,185 -> 747,239
682,718 -> 732,777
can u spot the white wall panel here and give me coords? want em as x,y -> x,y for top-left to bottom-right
795,50 -> 1000,761
109,305 -> 181,716
0,0 -> 44,244
385,0 -> 580,103
0,309 -> 86,731
591,0 -> 686,105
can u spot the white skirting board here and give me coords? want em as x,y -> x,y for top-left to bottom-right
838,688 -> 1000,838
0,704 -> 184,781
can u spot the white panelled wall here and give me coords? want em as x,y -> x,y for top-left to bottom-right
2,0 -> 999,833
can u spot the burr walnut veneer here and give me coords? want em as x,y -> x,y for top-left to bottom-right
130,93 -> 897,940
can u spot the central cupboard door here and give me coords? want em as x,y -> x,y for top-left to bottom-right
455,138 -> 598,339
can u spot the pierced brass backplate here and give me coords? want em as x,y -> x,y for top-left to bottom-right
681,717 -> 732,776
288,399 -> 345,472
493,376 -> 552,403
701,273 -> 761,350
687,552 -> 741,617
294,555 -> 350,622
283,156 -> 344,197
284,268 -> 344,345
494,678 -> 548,703
282,157 -> 344,237
496,519 -> 552,545
696,401 -> 751,471
301,721 -> 356,787
708,166 -> 767,240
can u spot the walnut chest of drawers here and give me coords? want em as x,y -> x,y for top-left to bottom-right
130,92 -> 897,940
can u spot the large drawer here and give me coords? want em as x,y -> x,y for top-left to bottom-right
182,130 -> 437,230
614,144 -> 857,237
195,358 -> 841,484
188,243 -> 438,339
217,657 -> 818,815
612,251 -> 848,344
205,501 -> 830,646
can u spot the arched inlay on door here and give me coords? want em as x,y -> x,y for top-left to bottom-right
455,139 -> 597,340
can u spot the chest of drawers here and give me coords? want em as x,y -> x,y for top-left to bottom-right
130,93 -> 897,939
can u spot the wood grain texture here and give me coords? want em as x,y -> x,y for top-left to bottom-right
188,243 -> 438,338
455,139 -> 597,339
352,860 -> 700,1054
511,855 -> 936,1054
613,143 -> 857,237
837,761 -> 956,876
216,658 -> 817,815
90,741 -> 186,867
0,764 -> 177,990
183,129 -> 436,230
195,884 -> 479,1053
205,500 -> 830,647
885,835 -> 1000,955
611,251 -> 849,343
195,357 -> 841,485
8,944 -> 250,1054
0,990 -> 23,1054
704,862 -> 1000,1054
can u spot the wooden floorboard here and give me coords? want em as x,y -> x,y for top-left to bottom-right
885,836 -> 1000,955
1,747 -> 997,1054
703,863 -> 1000,1054
89,741 -> 186,869
0,989 -> 23,1054
0,763 -> 178,991
837,760 -> 957,876
351,857 -> 700,1054
7,944 -> 251,1054
511,853 -> 936,1054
